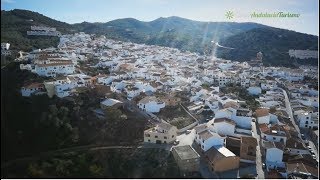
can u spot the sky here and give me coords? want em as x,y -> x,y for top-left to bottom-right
1,0 -> 319,35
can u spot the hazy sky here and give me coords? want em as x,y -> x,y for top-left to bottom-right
1,0 -> 319,35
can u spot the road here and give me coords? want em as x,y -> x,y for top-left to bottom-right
251,121 -> 265,179
282,89 -> 302,139
175,129 -> 196,147
282,89 -> 319,162
1,143 -> 170,169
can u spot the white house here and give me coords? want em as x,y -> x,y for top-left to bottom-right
215,108 -> 252,129
21,82 -> 46,97
205,97 -> 220,113
54,78 -> 78,98
110,80 -> 127,93
195,130 -> 225,152
298,97 -> 319,108
212,118 -> 236,136
34,61 -> 75,77
260,100 -> 281,108
260,124 -> 288,145
97,75 -> 114,85
1,43 -> 10,50
247,86 -> 262,95
138,96 -> 165,113
100,98 -> 123,109
215,108 -> 233,119
285,138 -> 310,155
125,85 -> 141,100
255,108 -> 271,124
240,78 -> 250,88
231,109 -> 252,129
265,141 -> 284,169
297,111 -> 319,129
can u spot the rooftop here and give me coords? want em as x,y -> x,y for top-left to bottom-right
264,141 -> 284,150
198,130 -> 222,141
214,118 -> 236,126
101,98 -> 123,107
172,145 -> 200,160
157,122 -> 174,131
255,108 -> 269,117
214,145 -> 236,157
139,96 -> 163,104
205,145 -> 236,163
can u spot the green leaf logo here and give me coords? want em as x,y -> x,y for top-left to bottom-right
225,11 -> 234,19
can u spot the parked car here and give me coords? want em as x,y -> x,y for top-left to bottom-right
262,163 -> 266,169
310,150 -> 315,155
173,140 -> 180,145
186,130 -> 192,134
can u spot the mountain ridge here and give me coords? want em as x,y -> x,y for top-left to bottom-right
1,9 -> 318,67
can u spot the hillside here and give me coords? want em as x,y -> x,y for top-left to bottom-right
216,27 -> 318,67
1,9 -> 76,52
1,9 -> 318,67
74,16 -> 267,53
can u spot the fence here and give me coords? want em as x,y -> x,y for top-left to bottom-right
177,121 -> 198,133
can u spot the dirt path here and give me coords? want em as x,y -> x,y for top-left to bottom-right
1,143 -> 171,169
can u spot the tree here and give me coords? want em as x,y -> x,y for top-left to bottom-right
89,164 -> 104,177
27,163 -> 44,177
104,107 -> 124,121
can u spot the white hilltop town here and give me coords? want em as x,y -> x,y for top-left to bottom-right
7,29 -> 319,179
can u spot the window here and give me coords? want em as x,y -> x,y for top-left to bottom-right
164,136 -> 167,139
306,117 -> 309,119
305,125 -> 308,127
145,134 -> 150,137
273,137 -> 276,140
155,136 -> 158,138
172,135 -> 174,138
306,121 -> 309,124
148,139 -> 150,142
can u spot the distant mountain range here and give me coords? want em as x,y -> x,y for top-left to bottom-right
1,9 -> 318,67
